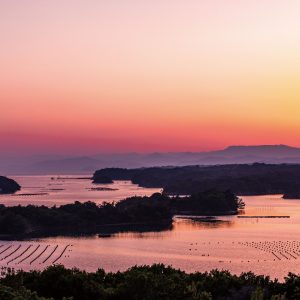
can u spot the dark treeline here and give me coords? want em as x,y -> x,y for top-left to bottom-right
93,163 -> 300,197
0,191 -> 242,237
0,176 -> 21,194
1,264 -> 298,299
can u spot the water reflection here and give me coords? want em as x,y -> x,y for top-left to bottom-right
99,217 -> 234,238
173,217 -> 234,230
97,222 -> 174,236
109,217 -> 234,239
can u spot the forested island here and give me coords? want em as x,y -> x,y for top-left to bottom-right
0,176 -> 20,194
0,264 -> 297,299
0,190 -> 243,238
93,163 -> 300,197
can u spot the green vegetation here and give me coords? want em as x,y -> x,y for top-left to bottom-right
93,164 -> 300,197
0,191 -> 242,238
0,284 -> 49,300
0,264 -> 297,300
0,176 -> 21,194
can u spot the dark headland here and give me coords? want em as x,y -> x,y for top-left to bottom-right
93,163 -> 300,198
0,176 -> 21,194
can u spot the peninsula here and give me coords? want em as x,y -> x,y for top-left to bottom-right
93,163 -> 300,198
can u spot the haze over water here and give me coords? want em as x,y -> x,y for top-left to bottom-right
0,176 -> 160,207
1,176 -> 300,281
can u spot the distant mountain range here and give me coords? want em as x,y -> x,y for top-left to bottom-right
2,144 -> 300,175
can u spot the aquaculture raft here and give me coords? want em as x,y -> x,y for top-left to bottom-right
237,216 -> 290,218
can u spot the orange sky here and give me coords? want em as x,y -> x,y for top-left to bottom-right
1,0 -> 300,154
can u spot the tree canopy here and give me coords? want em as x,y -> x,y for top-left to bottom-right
0,264 -> 295,300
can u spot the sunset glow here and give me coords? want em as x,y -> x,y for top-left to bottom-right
1,0 -> 300,154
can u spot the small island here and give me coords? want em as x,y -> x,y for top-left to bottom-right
87,187 -> 118,191
92,175 -> 113,184
0,190 -> 243,238
0,176 -> 21,194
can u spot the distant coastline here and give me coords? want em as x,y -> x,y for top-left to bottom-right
93,163 -> 300,198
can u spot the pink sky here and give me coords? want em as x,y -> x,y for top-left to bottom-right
1,0 -> 300,154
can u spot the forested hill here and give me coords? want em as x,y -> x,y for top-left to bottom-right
93,163 -> 300,197
0,191 -> 241,237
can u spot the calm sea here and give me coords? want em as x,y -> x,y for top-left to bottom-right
1,175 -> 300,280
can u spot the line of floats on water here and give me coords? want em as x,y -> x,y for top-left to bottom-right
237,216 -> 290,218
0,244 -> 73,266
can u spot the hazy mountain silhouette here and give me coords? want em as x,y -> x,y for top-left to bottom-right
215,145 -> 300,157
2,145 -> 300,175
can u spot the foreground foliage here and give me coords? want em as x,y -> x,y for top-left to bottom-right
0,264 -> 298,300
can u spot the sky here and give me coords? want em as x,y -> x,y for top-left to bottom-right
1,0 -> 300,155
